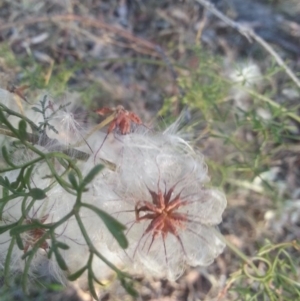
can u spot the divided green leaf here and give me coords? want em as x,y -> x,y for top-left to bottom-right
18,119 -> 27,141
81,203 -> 128,249
29,188 -> 47,200
81,165 -> 104,188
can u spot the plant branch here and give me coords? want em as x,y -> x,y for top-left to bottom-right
0,14 -> 157,56
195,0 -> 300,88
0,104 -> 39,133
0,124 -> 90,162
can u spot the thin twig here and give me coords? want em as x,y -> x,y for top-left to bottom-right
195,0 -> 300,88
0,13 -> 180,78
155,45 -> 186,98
64,22 -> 159,58
0,13 -> 184,98
0,14 -> 157,55
72,113 -> 115,147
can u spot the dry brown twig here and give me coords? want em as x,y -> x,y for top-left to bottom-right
65,23 -> 159,57
0,14 -> 157,56
195,0 -> 300,89
0,13 -> 180,82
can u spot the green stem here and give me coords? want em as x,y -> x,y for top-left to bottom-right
0,156 -> 44,173
0,125 -> 90,162
46,152 -> 83,182
258,241 -> 299,256
215,230 -> 261,276
51,211 -> 74,228
44,158 -> 76,195
74,204 -> 124,276
3,198 -> 36,287
4,237 -> 16,286
0,103 -> 39,132
21,230 -> 50,292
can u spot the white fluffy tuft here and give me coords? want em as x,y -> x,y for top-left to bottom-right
0,89 -> 227,287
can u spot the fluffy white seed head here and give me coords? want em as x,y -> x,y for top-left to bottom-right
97,128 -> 226,280
0,91 -> 227,285
228,60 -> 263,110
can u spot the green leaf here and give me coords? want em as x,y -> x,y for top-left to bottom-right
92,274 -> 104,286
47,247 -> 53,259
120,277 -> 138,298
10,180 -> 20,190
15,234 -> 24,250
2,186 -> 9,198
55,242 -> 70,250
0,194 -> 17,220
1,145 -> 16,167
0,108 -> 18,136
0,222 -> 18,234
88,267 -> 98,299
29,188 -> 47,200
0,187 -> 10,218
18,119 -> 27,141
10,223 -> 42,236
21,249 -> 33,260
41,95 -> 48,107
81,203 -> 128,249
68,265 -> 87,281
0,107 -> 6,122
11,167 -> 27,190
31,107 -> 43,113
53,247 -> 68,271
81,165 -> 104,188
23,165 -> 35,188
68,172 -> 78,189
0,176 -> 10,188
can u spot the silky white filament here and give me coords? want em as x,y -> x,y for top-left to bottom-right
0,89 -> 227,287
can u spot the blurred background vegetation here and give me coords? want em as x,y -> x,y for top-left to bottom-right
0,0 -> 299,300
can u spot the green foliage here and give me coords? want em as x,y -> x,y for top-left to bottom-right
0,277 -> 65,301
0,43 -> 18,69
0,102 -> 135,299
159,47 -> 300,299
224,241 -> 300,301
160,48 -> 299,191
